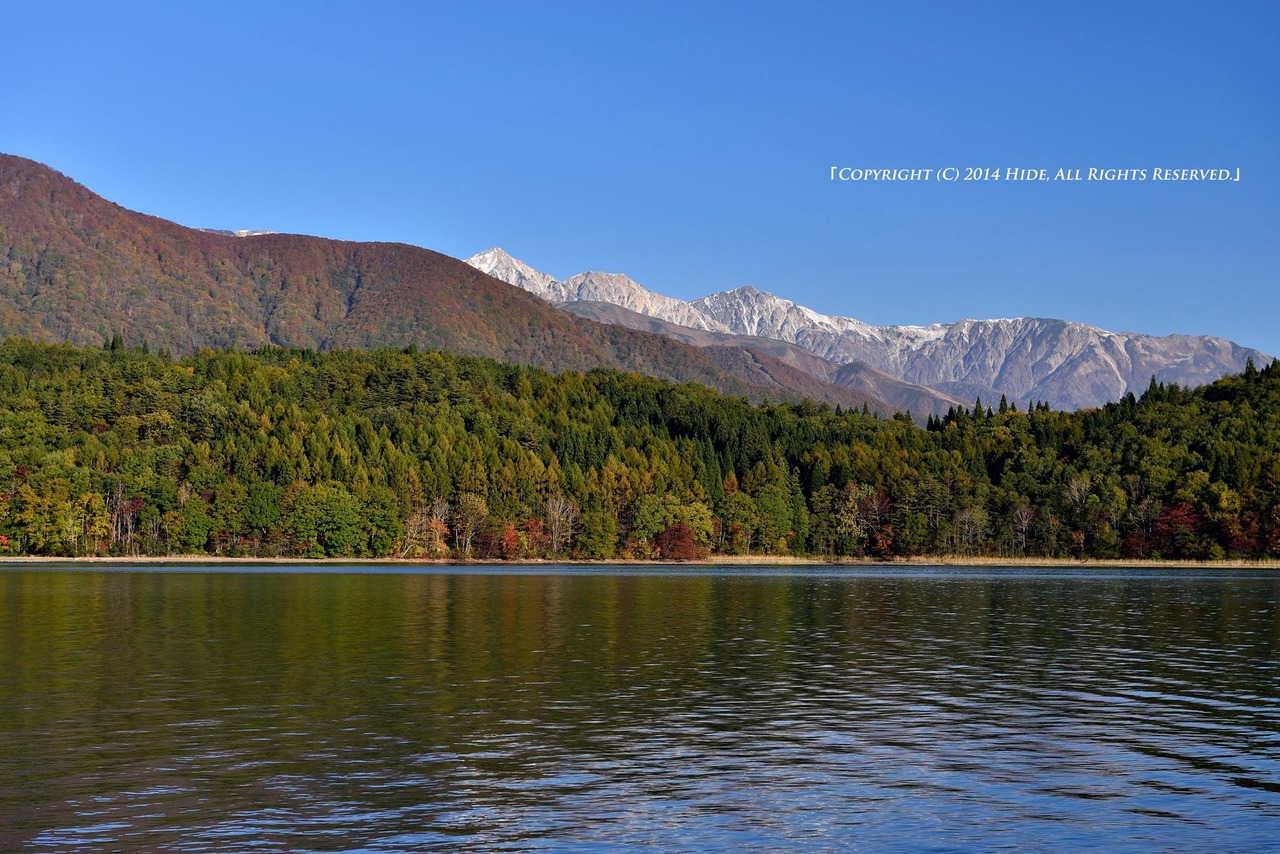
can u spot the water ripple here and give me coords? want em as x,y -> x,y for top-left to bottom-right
1,567 -> 1278,851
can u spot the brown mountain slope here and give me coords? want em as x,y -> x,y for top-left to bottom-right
0,154 -> 892,409
0,154 -> 614,363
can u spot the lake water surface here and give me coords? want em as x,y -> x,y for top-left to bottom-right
1,566 -> 1278,851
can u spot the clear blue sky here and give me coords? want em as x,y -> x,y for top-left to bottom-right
5,1 -> 1277,355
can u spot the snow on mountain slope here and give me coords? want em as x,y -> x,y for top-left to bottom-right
468,248 -> 1269,410
465,248 -> 561,301
466,249 -> 729,332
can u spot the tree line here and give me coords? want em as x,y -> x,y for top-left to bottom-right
0,339 -> 1276,561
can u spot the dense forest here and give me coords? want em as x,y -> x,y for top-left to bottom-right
0,338 -> 1276,561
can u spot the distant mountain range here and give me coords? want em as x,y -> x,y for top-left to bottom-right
197,228 -> 278,238
468,248 -> 1269,410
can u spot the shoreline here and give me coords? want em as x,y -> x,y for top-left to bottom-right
0,555 -> 1276,570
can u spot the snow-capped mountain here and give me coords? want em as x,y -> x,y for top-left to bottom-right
557,272 -> 732,332
466,250 -> 730,333
467,248 -> 1270,410
198,228 -> 278,237
691,286 -> 880,341
465,247 -> 560,301
687,289 -> 1265,409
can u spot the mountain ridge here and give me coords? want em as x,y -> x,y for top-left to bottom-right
468,249 -> 730,333
467,248 -> 1269,410
560,300 -> 967,416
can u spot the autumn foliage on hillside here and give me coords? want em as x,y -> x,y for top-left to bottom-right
0,154 -> 885,411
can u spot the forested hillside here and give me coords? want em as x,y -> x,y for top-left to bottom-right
0,340 -> 1275,560
0,153 -> 884,411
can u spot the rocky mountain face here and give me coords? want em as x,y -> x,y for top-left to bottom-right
468,250 -> 730,333
471,250 -> 1270,410
690,290 -> 1267,410
465,247 -> 560,301
558,272 -> 730,333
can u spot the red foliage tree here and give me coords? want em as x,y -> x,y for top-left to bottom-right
521,518 -> 548,555
500,523 -> 521,560
1153,502 -> 1204,558
1265,506 -> 1280,557
657,523 -> 705,561
1121,529 -> 1151,559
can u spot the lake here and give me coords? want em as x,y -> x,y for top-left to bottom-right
1,566 -> 1278,851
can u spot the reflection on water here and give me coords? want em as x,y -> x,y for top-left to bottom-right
1,567 -> 1278,851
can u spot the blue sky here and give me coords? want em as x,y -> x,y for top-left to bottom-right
5,1 -> 1277,355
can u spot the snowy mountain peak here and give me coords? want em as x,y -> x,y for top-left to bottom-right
562,271 -> 642,290
468,246 -> 514,265
198,228 -> 277,238
692,285 -> 878,340
468,252 -> 731,333
465,247 -> 560,300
